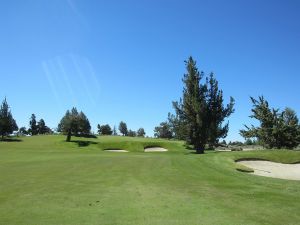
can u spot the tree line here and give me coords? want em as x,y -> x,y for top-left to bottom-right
97,122 -> 145,137
57,109 -> 146,141
1,56 -> 300,151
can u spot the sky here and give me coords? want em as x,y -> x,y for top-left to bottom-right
0,0 -> 300,141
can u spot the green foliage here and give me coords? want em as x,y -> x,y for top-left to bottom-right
154,121 -> 173,139
137,127 -> 146,137
97,124 -> 113,135
113,125 -> 117,135
127,129 -> 136,137
172,57 -> 234,153
18,127 -> 28,135
240,96 -> 300,149
37,119 -> 52,134
58,107 -> 91,141
206,73 -> 235,147
0,98 -> 18,139
29,114 -> 38,135
118,121 -> 128,136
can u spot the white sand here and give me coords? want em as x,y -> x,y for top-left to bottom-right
144,147 -> 168,152
104,149 -> 128,152
237,160 -> 300,180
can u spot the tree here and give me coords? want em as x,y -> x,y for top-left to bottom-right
98,124 -> 113,135
0,98 -> 18,139
29,114 -> 38,135
113,126 -> 117,136
172,57 -> 234,153
137,128 -> 146,137
58,107 -> 91,142
78,111 -> 91,136
167,111 -> 187,140
206,73 -> 235,148
19,127 -> 28,135
154,122 -> 173,139
97,124 -> 101,134
37,119 -> 52,134
240,97 -> 300,149
119,121 -> 128,136
128,129 -> 136,137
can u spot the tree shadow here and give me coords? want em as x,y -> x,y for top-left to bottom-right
74,134 -> 97,138
0,138 -> 23,142
70,140 -> 98,147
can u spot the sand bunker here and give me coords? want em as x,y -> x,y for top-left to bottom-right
237,160 -> 300,180
144,147 -> 168,152
104,149 -> 128,152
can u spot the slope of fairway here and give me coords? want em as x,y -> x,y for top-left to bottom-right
1,135 -> 300,225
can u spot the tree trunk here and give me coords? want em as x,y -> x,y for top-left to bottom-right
195,147 -> 205,154
195,143 -> 205,154
66,130 -> 72,142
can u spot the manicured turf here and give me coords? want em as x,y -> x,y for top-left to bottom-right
0,135 -> 300,225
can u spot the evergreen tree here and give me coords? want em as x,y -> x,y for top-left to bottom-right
154,122 -> 173,139
172,57 -> 234,153
206,73 -> 235,148
78,111 -> 91,135
29,114 -> 38,135
37,119 -> 46,134
137,128 -> 146,137
240,97 -> 300,149
19,127 -> 28,135
118,121 -> 128,136
128,129 -> 136,137
167,112 -> 187,140
37,119 -> 52,134
97,124 -> 101,134
58,107 -> 91,141
0,98 -> 18,139
98,124 -> 113,135
113,126 -> 117,136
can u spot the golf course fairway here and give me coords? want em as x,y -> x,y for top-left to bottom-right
1,135 -> 300,225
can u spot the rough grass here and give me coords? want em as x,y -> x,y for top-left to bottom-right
1,135 -> 300,225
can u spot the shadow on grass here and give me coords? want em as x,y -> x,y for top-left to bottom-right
70,140 -> 98,147
74,134 -> 97,138
0,138 -> 23,142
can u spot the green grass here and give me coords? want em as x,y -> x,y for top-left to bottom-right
1,135 -> 300,225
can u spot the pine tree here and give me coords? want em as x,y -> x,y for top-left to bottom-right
240,97 -> 300,149
58,107 -> 91,141
172,57 -> 234,153
98,124 -> 113,135
29,114 -> 38,135
118,121 -> 128,136
154,122 -> 173,139
113,126 -> 117,136
0,98 -> 18,139
137,128 -> 146,137
37,119 -> 46,134
206,73 -> 234,148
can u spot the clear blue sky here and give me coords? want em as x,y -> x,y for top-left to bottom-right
1,0 -> 300,141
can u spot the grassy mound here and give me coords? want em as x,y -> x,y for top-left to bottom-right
96,136 -> 183,153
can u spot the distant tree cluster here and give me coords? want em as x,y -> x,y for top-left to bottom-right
96,121 -> 145,138
58,107 -> 91,142
155,57 -> 234,153
28,114 -> 52,135
240,96 -> 300,149
97,124 -> 113,135
0,98 -> 18,139
154,122 -> 173,139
